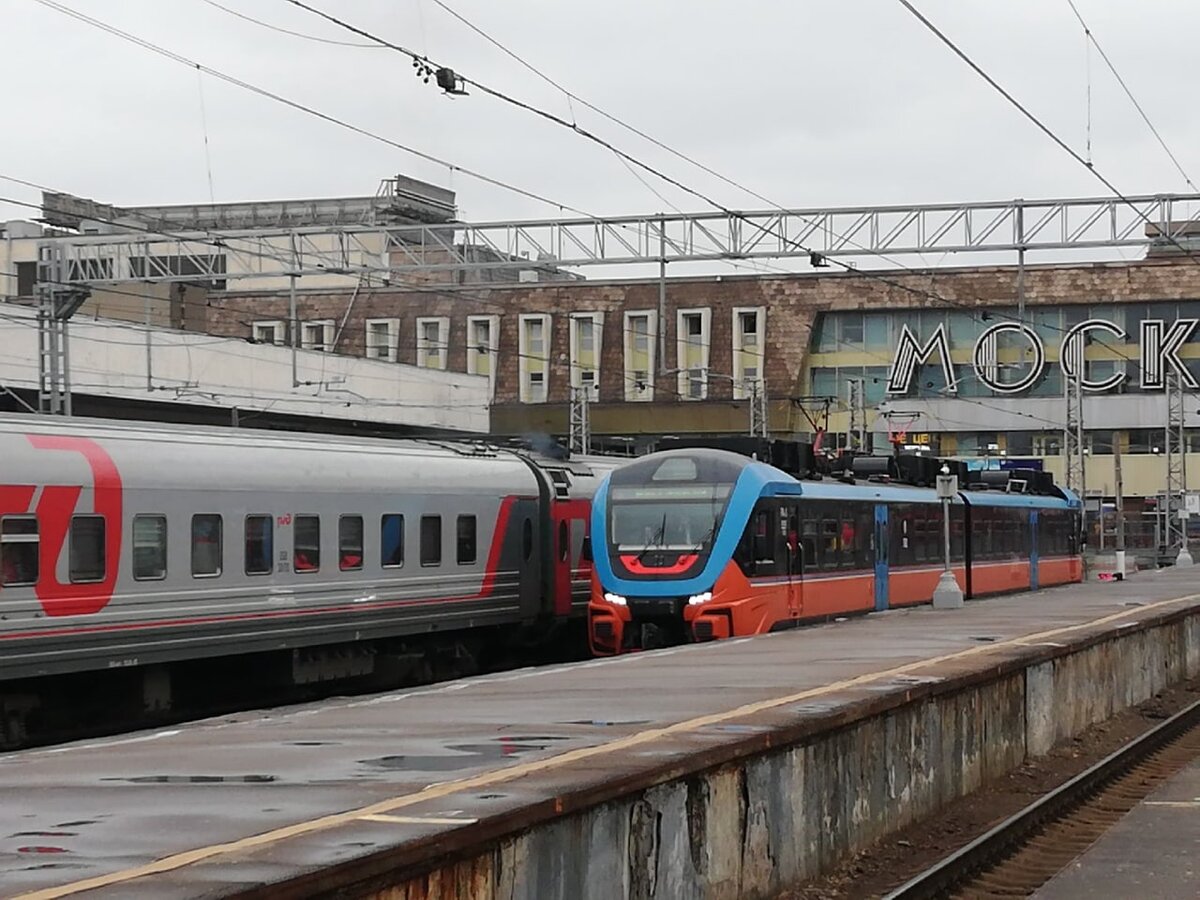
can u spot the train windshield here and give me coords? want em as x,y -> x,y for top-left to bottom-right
609,488 -> 730,551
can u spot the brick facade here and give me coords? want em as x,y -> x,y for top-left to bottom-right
205,257 -> 1200,436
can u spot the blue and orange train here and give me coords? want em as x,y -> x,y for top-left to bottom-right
588,448 -> 1082,655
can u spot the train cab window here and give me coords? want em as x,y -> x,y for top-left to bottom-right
522,518 -> 534,561
68,515 -> 106,583
421,515 -> 442,567
339,516 -> 364,571
132,514 -> 167,581
293,516 -> 320,573
244,515 -> 273,576
192,514 -> 223,577
0,516 -> 39,586
457,515 -> 478,565
555,519 -> 568,563
381,514 -> 404,568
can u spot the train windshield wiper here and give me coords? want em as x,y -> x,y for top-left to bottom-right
636,513 -> 667,563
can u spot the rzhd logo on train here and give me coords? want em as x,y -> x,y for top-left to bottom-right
0,436 -> 123,616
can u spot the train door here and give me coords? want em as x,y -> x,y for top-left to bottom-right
550,499 -> 590,616
873,504 -> 889,611
783,502 -> 803,617
1029,509 -> 1040,590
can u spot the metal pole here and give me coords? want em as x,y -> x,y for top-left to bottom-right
657,216 -> 667,377
1114,430 -> 1126,578
289,273 -> 298,388
145,288 -> 153,392
942,497 -> 952,575
933,465 -> 964,608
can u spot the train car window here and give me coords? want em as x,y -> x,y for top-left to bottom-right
381,514 -> 404,568
191,514 -> 223,577
293,515 -> 321,573
839,519 -> 857,568
753,508 -> 775,567
421,515 -> 442,567
522,518 -> 533,561
133,514 -> 167,581
581,534 -> 593,563
339,516 -> 364,571
857,507 -> 874,568
244,515 -> 273,576
801,519 -> 819,572
821,518 -> 839,568
459,515 -> 479,565
890,506 -> 907,567
69,516 -> 106,583
950,510 -> 965,561
911,511 -> 927,563
0,516 -> 39,586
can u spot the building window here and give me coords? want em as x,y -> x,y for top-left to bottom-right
416,316 -> 449,370
732,307 -> 765,399
364,318 -> 399,362
191,514 -> 223,577
294,515 -> 320,572
300,320 -> 335,352
466,314 -> 499,396
339,515 -> 363,571
252,320 -> 284,345
1127,429 -> 1163,454
1032,433 -> 1062,456
0,516 -> 39,586
244,515 -> 273,576
623,311 -> 657,401
519,313 -> 551,403
676,308 -> 710,400
420,515 -> 442,566
456,515 -> 477,565
570,312 -> 603,400
381,514 -> 404,568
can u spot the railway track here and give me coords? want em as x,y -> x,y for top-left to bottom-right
884,697 -> 1200,899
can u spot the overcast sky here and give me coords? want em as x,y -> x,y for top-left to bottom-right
3,0 -> 1198,267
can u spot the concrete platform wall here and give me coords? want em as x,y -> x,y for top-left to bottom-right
372,614 -> 1200,900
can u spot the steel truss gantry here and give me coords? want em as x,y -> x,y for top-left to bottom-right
1163,371 -> 1192,565
1063,365 -> 1085,529
29,192 -> 1200,418
44,193 -> 1200,284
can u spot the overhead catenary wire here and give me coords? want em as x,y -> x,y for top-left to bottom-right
895,0 -> 1200,267
28,0 -> 594,218
1064,0 -> 1197,192
9,4 -> 1166,426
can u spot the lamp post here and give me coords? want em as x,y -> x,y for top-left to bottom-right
933,463 -> 964,609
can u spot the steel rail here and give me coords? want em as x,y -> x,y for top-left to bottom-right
883,696 -> 1200,899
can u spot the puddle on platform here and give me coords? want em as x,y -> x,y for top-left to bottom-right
361,736 -> 570,772
562,719 -> 651,727
101,774 -> 276,784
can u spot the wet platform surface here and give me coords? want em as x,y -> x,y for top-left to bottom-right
1035,757 -> 1200,900
2,568 -> 1198,898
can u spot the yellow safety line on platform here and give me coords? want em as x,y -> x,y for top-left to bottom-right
16,592 -> 1200,899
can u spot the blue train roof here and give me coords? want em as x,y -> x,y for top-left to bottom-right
734,458 -> 1078,509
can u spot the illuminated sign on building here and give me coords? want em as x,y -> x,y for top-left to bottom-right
885,318 -> 1199,395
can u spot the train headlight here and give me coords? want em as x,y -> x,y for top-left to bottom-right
687,591 -> 712,606
603,592 -> 628,606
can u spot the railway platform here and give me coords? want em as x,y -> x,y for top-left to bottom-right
1034,757 -> 1200,899
3,568 -> 1200,899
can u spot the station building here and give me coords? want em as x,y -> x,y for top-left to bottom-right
6,183 -> 1200,550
